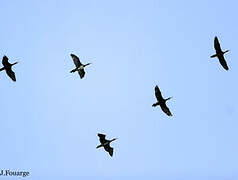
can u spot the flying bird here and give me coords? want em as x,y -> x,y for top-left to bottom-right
96,133 -> 117,157
152,85 -> 173,116
210,36 -> 229,71
0,55 -> 18,81
70,54 -> 91,79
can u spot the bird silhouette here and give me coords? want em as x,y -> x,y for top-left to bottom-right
70,54 -> 91,79
96,133 -> 117,157
210,36 -> 229,71
152,85 -> 172,116
0,55 -> 18,81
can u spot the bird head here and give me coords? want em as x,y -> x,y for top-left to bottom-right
165,97 -> 173,101
12,61 -> 18,66
111,138 -> 117,142
84,62 -> 91,67
223,50 -> 230,54
152,102 -> 159,107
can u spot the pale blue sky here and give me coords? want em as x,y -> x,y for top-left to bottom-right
0,0 -> 237,179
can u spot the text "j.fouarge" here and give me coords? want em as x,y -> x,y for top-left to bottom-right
0,170 -> 30,177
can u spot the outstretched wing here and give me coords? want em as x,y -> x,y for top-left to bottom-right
70,54 -> 82,68
214,36 -> 222,53
98,133 -> 107,144
104,144 -> 113,157
155,85 -> 163,101
6,68 -> 16,81
78,69 -> 85,79
2,56 -> 10,67
161,104 -> 172,116
218,56 -> 229,71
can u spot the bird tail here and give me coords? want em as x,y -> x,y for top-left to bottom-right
210,54 -> 217,58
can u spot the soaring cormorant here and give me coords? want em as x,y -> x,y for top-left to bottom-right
70,54 -> 91,79
0,55 -> 18,81
210,36 -> 229,71
152,85 -> 173,116
96,133 -> 117,157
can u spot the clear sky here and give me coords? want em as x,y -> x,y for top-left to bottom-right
0,0 -> 237,179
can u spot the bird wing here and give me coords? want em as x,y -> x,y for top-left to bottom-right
104,144 -> 113,157
98,133 -> 107,144
218,55 -> 229,71
78,69 -> 85,79
161,104 -> 172,116
2,56 -> 10,67
214,36 -> 222,53
6,68 -> 16,81
70,54 -> 82,67
155,85 -> 163,101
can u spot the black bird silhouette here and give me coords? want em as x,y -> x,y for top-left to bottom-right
152,85 -> 172,116
96,133 -> 117,157
70,54 -> 91,79
0,55 -> 18,81
210,36 -> 229,71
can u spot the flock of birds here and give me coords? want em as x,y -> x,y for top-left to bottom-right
0,36 -> 230,157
